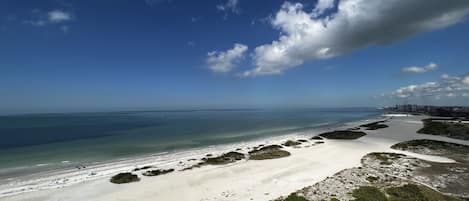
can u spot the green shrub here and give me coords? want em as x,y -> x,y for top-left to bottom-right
110,172 -> 140,184
283,193 -> 308,201
386,184 -> 461,201
386,184 -> 426,201
351,186 -> 387,201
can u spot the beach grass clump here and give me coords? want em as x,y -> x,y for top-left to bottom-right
418,118 -> 469,140
202,151 -> 245,165
360,121 -> 389,130
249,145 -> 291,160
385,184 -> 462,201
282,193 -> 308,201
298,139 -> 308,143
142,168 -> 174,176
283,140 -> 302,146
319,130 -> 366,140
110,172 -> 140,184
351,186 -> 387,201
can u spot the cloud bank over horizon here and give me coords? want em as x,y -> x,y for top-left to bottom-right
211,0 -> 469,77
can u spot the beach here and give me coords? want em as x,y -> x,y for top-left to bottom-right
2,114 -> 468,201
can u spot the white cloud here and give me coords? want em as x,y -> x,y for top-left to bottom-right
241,0 -> 469,77
207,43 -> 248,73
24,9 -> 73,30
48,10 -> 72,23
313,0 -> 335,16
402,62 -> 438,74
217,0 -> 240,15
391,73 -> 469,99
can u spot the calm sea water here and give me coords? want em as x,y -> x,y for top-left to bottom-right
0,108 -> 380,178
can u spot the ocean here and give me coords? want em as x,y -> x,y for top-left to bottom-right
0,108 -> 381,181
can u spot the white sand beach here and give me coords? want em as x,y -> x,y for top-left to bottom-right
2,115 -> 468,201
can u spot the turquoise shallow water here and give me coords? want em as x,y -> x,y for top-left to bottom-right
0,108 -> 381,179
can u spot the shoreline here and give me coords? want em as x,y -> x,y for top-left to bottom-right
4,114 -> 469,201
0,115 -> 385,198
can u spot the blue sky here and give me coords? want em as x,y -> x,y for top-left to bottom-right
1,0 -> 469,113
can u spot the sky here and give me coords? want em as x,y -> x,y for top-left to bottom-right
1,0 -> 469,113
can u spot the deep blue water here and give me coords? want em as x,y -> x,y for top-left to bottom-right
0,108 -> 381,177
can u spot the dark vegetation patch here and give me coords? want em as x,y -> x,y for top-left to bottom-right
297,139 -> 308,143
182,151 -> 246,171
351,186 -> 387,201
367,152 -> 405,165
350,184 -> 463,201
283,140 -> 302,146
282,193 -> 308,201
391,139 -> 469,156
202,151 -> 245,165
142,168 -> 174,176
310,136 -> 322,140
110,172 -> 140,184
132,165 -> 153,172
249,145 -> 291,160
385,184 -> 462,201
418,118 -> 469,140
349,184 -> 464,201
360,121 -> 389,130
319,130 -> 367,140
